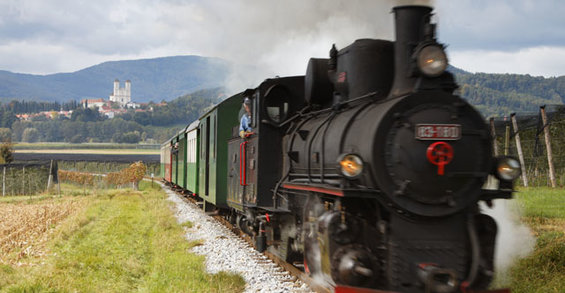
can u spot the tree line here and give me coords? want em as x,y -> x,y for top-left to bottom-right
454,72 -> 565,118
0,87 -> 224,144
2,100 -> 80,114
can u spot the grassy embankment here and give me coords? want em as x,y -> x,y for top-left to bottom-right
499,187 -> 565,292
0,182 -> 245,292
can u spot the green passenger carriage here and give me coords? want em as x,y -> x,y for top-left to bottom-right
197,94 -> 241,209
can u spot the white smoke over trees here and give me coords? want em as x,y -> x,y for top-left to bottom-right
179,0 -> 433,93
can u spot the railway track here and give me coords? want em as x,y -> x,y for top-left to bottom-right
164,184 -> 317,293
212,215 -> 331,293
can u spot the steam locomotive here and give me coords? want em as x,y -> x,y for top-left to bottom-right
161,4 -> 521,293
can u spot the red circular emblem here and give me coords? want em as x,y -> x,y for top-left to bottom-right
426,142 -> 454,175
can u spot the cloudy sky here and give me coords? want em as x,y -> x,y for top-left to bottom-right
1,0 -> 564,81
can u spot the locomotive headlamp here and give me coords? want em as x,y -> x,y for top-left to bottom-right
338,154 -> 364,178
496,157 -> 521,181
417,44 -> 448,77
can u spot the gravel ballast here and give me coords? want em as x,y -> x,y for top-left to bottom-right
164,186 -> 313,293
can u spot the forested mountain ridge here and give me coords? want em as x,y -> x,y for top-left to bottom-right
1,53 -> 564,120
0,56 -> 230,103
452,69 -> 565,117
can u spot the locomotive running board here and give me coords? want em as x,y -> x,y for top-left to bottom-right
282,183 -> 380,198
282,183 -> 344,196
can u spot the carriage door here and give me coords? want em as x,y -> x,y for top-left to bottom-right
199,117 -> 211,197
204,116 -> 211,196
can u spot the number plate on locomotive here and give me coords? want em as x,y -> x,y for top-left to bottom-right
415,124 -> 461,140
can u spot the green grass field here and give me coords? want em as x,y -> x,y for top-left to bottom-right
498,188 -> 565,292
1,181 -> 562,292
0,182 -> 245,292
14,143 -> 160,150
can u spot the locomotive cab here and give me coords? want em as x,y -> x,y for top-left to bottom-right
226,77 -> 306,216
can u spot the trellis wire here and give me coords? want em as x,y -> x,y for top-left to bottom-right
0,161 -> 58,196
491,104 -> 565,187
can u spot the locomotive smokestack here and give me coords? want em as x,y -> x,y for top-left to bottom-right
390,5 -> 433,97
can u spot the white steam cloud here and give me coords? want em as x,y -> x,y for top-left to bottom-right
481,200 -> 535,282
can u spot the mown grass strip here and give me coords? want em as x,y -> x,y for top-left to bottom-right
0,181 -> 245,293
500,187 -> 565,293
515,187 -> 565,218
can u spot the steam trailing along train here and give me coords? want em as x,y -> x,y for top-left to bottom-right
161,4 -> 521,293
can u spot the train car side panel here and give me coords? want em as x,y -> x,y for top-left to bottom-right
208,111 -> 217,203
196,94 -> 243,209
171,136 -> 179,186
199,113 -> 211,200
215,95 -> 242,208
227,137 -> 244,210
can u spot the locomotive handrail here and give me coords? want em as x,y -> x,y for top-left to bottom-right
239,141 -> 248,186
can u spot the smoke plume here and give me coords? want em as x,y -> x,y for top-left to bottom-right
188,0 -> 435,94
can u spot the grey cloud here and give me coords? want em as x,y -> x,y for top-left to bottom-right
0,0 -> 170,55
436,0 -> 565,51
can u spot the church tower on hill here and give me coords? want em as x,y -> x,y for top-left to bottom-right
109,79 -> 131,107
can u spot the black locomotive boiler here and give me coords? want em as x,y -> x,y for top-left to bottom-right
163,4 -> 521,293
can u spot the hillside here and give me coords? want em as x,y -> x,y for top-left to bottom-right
452,69 -> 565,117
1,55 -> 564,118
0,56 -> 230,103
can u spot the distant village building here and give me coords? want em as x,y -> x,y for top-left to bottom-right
16,110 -> 72,121
126,102 -> 140,109
109,79 -> 131,107
81,98 -> 105,109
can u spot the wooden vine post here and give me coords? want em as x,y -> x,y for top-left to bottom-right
489,118 -> 499,156
504,121 -> 510,156
510,113 -> 528,187
540,106 -> 557,188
